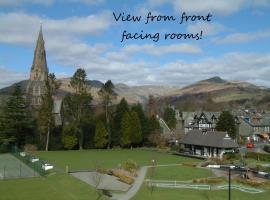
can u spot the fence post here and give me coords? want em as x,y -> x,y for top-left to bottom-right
4,166 -> 6,179
20,163 -> 22,177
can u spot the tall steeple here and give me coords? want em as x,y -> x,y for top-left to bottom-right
27,25 -> 49,106
30,25 -> 48,81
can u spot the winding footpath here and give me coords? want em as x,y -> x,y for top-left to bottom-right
112,164 -> 183,200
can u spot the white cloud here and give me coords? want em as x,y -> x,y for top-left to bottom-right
148,0 -> 270,15
106,43 -> 201,62
0,0 -> 103,7
0,12 -> 112,46
0,68 -> 28,88
214,30 -> 270,44
187,22 -> 224,36
0,0 -> 53,7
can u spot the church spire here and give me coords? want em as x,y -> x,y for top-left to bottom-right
27,25 -> 49,106
30,24 -> 48,81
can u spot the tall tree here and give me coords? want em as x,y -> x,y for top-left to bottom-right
147,95 -> 156,116
1,84 -> 33,148
37,73 -> 60,151
163,107 -> 176,129
61,123 -> 78,150
216,111 -> 237,139
129,111 -> 142,146
147,115 -> 161,135
62,68 -> 92,150
131,103 -> 147,141
98,80 -> 116,148
94,121 -> 108,149
120,112 -> 131,148
112,98 -> 129,146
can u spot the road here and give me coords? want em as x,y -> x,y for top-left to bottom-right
239,142 -> 268,154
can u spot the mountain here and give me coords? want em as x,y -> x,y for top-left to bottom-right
1,76 -> 269,107
0,78 -> 177,104
164,76 -> 270,106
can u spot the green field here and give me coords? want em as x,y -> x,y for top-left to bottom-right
147,165 -> 213,181
131,186 -> 270,200
36,149 -> 198,170
0,173 -> 108,200
1,149 -> 269,200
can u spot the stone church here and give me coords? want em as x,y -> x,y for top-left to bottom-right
26,26 -> 62,125
26,26 -> 49,107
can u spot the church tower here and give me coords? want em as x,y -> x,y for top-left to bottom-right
27,25 -> 49,106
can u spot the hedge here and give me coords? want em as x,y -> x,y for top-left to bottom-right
245,152 -> 270,162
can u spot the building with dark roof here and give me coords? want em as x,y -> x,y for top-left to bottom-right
180,129 -> 238,158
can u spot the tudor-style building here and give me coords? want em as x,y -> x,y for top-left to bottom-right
181,111 -> 240,134
182,112 -> 221,133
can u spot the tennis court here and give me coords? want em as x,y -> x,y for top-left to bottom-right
0,153 -> 39,179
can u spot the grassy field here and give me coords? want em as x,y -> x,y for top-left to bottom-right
0,173 -> 108,200
147,165 -> 213,181
131,186 -> 270,200
36,149 -> 199,170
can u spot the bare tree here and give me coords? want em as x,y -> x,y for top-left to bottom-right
90,161 -> 104,200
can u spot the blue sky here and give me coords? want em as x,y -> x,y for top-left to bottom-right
0,0 -> 270,88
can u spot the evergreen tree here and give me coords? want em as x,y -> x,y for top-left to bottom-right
62,68 -> 93,150
61,123 -> 78,150
131,103 -> 148,139
216,111 -> 237,139
1,84 -> 33,147
98,80 -> 116,148
130,111 -> 142,146
94,121 -> 108,148
120,112 -> 131,148
112,98 -> 129,146
163,107 -> 176,129
37,73 -> 60,151
148,115 -> 161,135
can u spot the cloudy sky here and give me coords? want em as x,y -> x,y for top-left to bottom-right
0,0 -> 270,88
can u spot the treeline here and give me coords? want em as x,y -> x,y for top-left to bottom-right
0,68 -> 161,152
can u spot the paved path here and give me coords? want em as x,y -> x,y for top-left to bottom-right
112,164 -> 182,200
70,171 -> 130,192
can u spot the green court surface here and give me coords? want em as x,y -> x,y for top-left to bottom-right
0,154 -> 38,179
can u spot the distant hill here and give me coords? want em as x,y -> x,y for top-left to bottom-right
0,78 -> 177,104
1,76 -> 269,108
162,76 -> 270,110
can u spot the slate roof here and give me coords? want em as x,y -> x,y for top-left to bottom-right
180,130 -> 238,148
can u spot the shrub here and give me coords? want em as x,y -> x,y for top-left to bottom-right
236,178 -> 264,187
110,170 -> 134,185
245,152 -> 270,162
24,144 -> 37,154
183,162 -> 197,167
263,145 -> 270,153
123,160 -> 138,173
193,177 -> 223,184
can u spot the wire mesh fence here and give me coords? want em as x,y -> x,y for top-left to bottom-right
10,146 -> 48,177
0,153 -> 39,179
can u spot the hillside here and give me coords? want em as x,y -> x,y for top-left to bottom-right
0,78 -> 177,104
165,76 -> 268,103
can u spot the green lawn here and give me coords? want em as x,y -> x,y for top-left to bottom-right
131,186 -> 270,200
147,165 -> 213,181
36,149 -> 199,170
0,173 -> 108,200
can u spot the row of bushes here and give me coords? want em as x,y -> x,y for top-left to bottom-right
245,152 -> 270,162
193,177 -> 224,184
235,178 -> 264,187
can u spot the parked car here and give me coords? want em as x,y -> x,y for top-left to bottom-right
246,142 -> 254,148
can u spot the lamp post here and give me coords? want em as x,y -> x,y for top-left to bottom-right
229,166 -> 231,200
